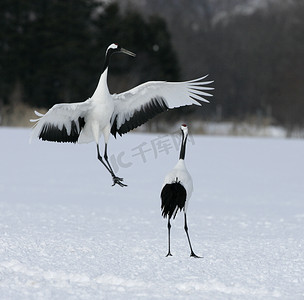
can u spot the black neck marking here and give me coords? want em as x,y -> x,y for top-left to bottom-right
102,48 -> 118,72
179,130 -> 187,160
102,52 -> 111,73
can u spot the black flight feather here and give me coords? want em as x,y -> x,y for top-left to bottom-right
111,97 -> 169,138
38,117 -> 85,143
161,182 -> 187,219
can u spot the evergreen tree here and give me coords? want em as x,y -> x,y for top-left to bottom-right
0,1 -> 180,110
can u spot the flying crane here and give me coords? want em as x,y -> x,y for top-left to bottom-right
31,44 -> 213,187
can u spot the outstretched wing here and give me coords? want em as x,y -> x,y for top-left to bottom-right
30,101 -> 92,143
110,75 -> 213,137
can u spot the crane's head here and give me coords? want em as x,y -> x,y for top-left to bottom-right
180,124 -> 188,136
106,43 -> 136,58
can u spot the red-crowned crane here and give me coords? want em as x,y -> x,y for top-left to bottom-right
161,124 -> 200,257
31,44 -> 213,187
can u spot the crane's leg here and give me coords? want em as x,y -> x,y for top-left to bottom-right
184,212 -> 201,258
103,143 -> 127,187
97,144 -> 127,187
166,217 -> 173,257
103,144 -> 122,180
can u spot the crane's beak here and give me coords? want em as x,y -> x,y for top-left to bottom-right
120,47 -> 136,57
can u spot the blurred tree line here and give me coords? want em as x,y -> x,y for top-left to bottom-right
205,0 -> 304,132
130,0 -> 304,132
0,0 -> 179,116
1,0 -> 304,133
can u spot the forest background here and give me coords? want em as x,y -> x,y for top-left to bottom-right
1,0 -> 303,137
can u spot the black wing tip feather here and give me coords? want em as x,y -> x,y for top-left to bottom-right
39,117 -> 85,143
110,97 -> 169,137
161,182 -> 186,219
110,116 -> 119,138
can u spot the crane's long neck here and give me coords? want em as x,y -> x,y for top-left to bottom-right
102,53 -> 111,73
92,68 -> 109,99
179,131 -> 188,160
91,52 -> 112,100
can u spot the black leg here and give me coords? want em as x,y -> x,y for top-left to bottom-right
97,144 -> 127,187
166,217 -> 173,257
104,144 -> 127,187
97,144 -> 112,174
103,144 -> 123,180
184,212 -> 201,258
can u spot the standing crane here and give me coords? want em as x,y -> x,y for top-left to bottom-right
31,44 -> 213,187
161,124 -> 200,257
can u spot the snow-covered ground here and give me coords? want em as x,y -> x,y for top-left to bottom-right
0,127 -> 304,299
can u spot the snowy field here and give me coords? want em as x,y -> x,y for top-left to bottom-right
0,127 -> 304,299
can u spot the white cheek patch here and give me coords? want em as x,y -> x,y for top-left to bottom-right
108,43 -> 118,50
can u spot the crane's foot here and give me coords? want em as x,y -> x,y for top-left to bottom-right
112,176 -> 127,187
190,251 -> 202,258
166,252 -> 173,257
